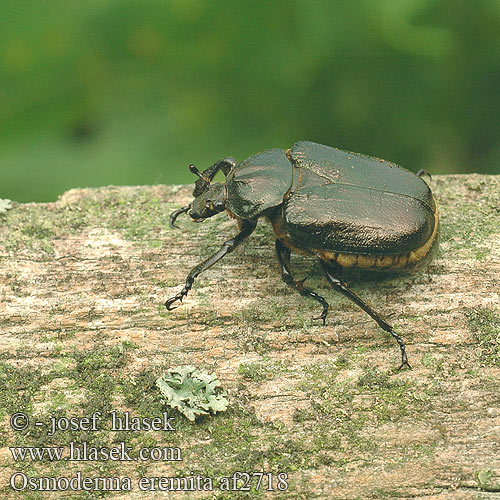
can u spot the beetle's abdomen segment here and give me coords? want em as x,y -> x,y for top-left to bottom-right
225,149 -> 293,219
280,184 -> 438,269
320,206 -> 439,270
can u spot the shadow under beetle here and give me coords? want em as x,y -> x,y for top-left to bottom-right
166,141 -> 439,369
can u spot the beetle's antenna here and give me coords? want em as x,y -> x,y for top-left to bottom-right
190,158 -> 236,197
201,157 -> 235,180
189,164 -> 210,183
189,164 -> 212,197
189,164 -> 211,198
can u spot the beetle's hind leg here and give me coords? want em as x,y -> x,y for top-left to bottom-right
320,260 -> 411,370
275,239 -> 329,325
417,169 -> 432,181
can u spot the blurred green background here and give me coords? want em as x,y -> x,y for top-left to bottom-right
1,0 -> 499,202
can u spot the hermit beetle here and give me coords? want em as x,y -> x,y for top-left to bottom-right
166,141 -> 439,369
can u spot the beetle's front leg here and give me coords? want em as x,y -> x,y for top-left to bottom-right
320,260 -> 411,370
165,218 -> 257,310
275,239 -> 329,325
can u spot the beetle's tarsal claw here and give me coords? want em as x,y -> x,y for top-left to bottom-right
309,294 -> 329,325
312,301 -> 329,326
165,292 -> 185,310
398,359 -> 412,370
164,298 -> 177,310
312,313 -> 327,326
391,329 -> 411,370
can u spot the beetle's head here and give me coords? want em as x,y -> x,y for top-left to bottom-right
189,183 -> 226,222
169,158 -> 234,229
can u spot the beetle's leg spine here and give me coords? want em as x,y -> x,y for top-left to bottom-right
275,239 -> 329,325
320,260 -> 411,369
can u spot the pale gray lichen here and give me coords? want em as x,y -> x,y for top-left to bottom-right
156,365 -> 229,421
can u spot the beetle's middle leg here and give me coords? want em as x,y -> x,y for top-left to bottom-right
320,260 -> 411,370
275,239 -> 329,324
165,218 -> 257,310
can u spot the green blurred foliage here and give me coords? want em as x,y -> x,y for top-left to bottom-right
1,0 -> 499,202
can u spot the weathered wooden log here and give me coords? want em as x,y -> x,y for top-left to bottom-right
0,175 -> 499,499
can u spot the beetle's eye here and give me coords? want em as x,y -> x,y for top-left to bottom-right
215,201 -> 225,211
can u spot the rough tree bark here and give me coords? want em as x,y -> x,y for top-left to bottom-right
0,175 -> 499,499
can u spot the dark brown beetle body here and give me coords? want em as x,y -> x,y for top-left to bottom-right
166,141 -> 439,369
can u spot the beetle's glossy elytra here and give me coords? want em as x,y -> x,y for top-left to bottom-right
166,141 -> 440,369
